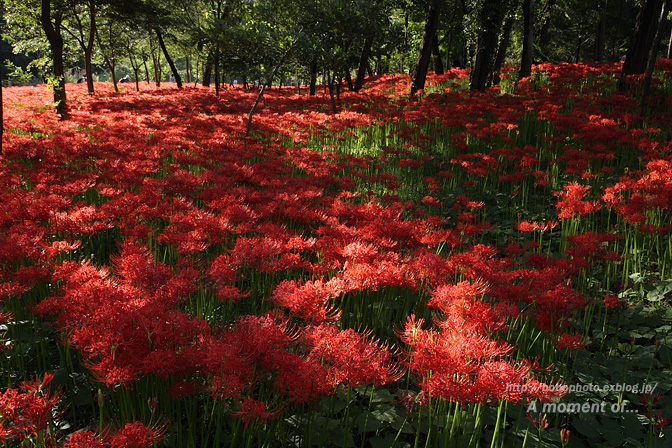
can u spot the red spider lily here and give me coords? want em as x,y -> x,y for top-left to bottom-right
638,393 -> 664,407
516,221 -> 558,232
2,62 -> 668,435
305,323 -> 404,388
555,182 -> 602,218
564,231 -> 621,265
62,431 -> 105,448
527,413 -> 549,431
271,279 -> 342,322
556,333 -> 588,354
0,373 -> 63,441
603,294 -> 622,308
397,315 -> 564,405
560,428 -> 571,445
105,421 -> 168,448
229,397 -> 281,429
427,280 -> 507,335
644,410 -> 671,432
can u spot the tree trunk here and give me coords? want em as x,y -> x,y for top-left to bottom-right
151,41 -> 161,86
202,60 -> 212,87
621,0 -> 665,87
143,58 -> 150,83
594,6 -> 607,61
410,0 -> 441,95
355,36 -> 373,92
84,0 -> 96,94
327,70 -> 337,114
575,33 -> 583,63
194,53 -> 200,86
668,25 -> 672,58
337,73 -> 342,100
214,46 -> 220,96
106,58 -> 118,92
127,50 -> 140,91
432,34 -> 444,75
492,11 -> 514,85
40,0 -> 67,118
445,6 -> 459,69
537,0 -> 556,48
156,28 -> 182,88
519,0 -> 534,78
445,30 -> 454,69
185,56 -> 191,83
345,67 -> 353,91
309,61 -> 317,95
245,37 -> 299,137
641,0 -> 669,115
403,12 -> 409,74
470,0 -> 508,91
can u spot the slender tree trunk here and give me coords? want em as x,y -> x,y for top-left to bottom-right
106,58 -> 118,92
336,72 -> 342,100
202,59 -> 212,87
445,30 -> 454,69
432,34 -> 444,75
470,0 -> 508,91
327,70 -> 337,114
214,46 -> 220,96
127,51 -> 140,91
143,58 -> 150,84
620,0 -> 665,89
309,61 -> 317,95
185,56 -> 191,83
575,33 -> 583,63
668,25 -> 672,58
245,36 -> 299,137
355,36 -> 372,91
84,0 -> 96,94
492,12 -> 514,85
594,6 -> 607,61
410,0 -> 441,95
537,0 -> 556,48
156,28 -> 182,88
194,53 -> 201,86
641,0 -> 669,115
345,67 -> 353,91
99,52 -> 118,91
40,0 -> 67,118
445,6 -> 459,69
150,41 -> 161,86
519,0 -> 534,78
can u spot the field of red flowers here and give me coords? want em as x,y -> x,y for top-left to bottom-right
1,62 -> 671,448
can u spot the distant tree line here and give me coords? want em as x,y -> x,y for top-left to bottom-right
0,0 -> 670,119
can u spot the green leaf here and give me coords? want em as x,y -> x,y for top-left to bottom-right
572,414 -> 601,438
371,404 -> 398,424
356,411 -> 384,433
646,279 -> 672,302
600,417 -> 627,445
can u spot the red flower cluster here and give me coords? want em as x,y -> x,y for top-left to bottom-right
1,60 -> 669,437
